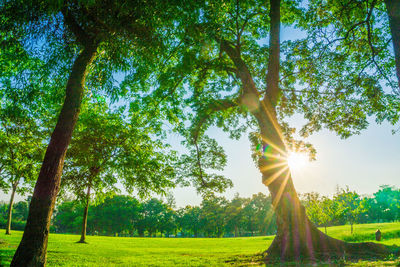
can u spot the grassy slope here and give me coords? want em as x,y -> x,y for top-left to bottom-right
0,222 -> 399,266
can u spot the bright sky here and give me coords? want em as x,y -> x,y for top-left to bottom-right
170,116 -> 400,207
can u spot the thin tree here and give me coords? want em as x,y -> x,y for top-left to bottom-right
61,100 -> 177,243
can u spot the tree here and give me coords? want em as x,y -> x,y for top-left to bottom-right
141,198 -> 166,237
302,193 -> 334,234
0,77 -> 52,235
334,187 -> 367,234
0,103 -> 43,235
178,206 -> 202,237
53,200 -> 83,234
225,194 -> 246,237
308,0 -> 400,91
384,0 -> 400,89
368,185 -> 400,222
299,0 -> 400,131
200,194 -> 227,237
61,100 -> 176,243
170,0 -> 396,260
248,193 -> 276,236
89,195 -> 141,237
2,1 -> 181,264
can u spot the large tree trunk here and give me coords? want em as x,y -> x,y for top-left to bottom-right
78,185 -> 91,243
260,149 -> 392,261
219,0 -> 395,260
5,183 -> 17,235
11,44 -> 97,267
385,0 -> 400,90
258,0 -> 394,262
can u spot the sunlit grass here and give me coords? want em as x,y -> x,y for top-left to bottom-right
0,222 -> 400,266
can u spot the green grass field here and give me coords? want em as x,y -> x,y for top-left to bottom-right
1,222 -> 400,266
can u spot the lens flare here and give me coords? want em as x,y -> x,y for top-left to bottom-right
286,152 -> 308,171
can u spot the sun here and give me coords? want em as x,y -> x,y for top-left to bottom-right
286,151 -> 308,171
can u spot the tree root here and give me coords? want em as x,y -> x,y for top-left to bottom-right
264,231 -> 400,264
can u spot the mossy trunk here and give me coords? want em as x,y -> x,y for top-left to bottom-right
5,184 -> 17,235
10,44 -> 97,267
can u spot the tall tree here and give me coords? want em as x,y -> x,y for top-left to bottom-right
1,1 -> 180,265
0,107 -> 42,235
171,0 -> 397,261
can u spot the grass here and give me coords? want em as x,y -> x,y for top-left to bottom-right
0,222 -> 399,266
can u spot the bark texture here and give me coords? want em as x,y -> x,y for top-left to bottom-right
5,184 -> 17,235
385,0 -> 400,90
10,44 -> 97,267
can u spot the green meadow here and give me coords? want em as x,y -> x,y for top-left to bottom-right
1,222 -> 400,266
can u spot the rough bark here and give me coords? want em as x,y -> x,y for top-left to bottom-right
10,43 -> 97,267
5,183 -> 17,235
78,184 -> 91,243
385,0 -> 400,90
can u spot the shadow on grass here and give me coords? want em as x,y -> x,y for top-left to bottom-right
225,247 -> 400,267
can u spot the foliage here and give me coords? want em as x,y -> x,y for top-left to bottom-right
61,100 -> 177,204
0,201 -> 28,231
50,192 -> 276,238
301,186 -> 400,234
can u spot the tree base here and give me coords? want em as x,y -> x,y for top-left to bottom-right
264,229 -> 399,263
76,240 -> 88,244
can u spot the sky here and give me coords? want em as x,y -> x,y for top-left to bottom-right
1,25 -> 399,208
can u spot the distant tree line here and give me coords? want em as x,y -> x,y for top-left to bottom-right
51,192 -> 276,238
2,185 -> 400,238
302,185 -> 400,234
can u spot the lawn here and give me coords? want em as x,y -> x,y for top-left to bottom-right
1,222 -> 400,266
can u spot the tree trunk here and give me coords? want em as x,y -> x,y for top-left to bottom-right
257,0 -> 394,262
258,129 -> 392,261
78,185 -> 91,243
234,225 -> 238,237
385,0 -> 400,90
5,184 -> 17,235
11,44 -> 97,267
351,223 -> 353,235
